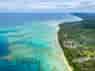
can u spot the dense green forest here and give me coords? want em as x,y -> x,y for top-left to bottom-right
58,19 -> 95,71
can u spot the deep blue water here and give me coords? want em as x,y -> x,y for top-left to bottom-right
0,13 -> 82,28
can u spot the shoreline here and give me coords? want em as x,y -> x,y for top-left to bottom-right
56,36 -> 73,71
55,27 -> 72,71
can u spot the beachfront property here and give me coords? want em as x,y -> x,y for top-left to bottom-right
63,39 -> 80,48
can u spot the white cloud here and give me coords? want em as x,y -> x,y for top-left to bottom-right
31,0 -> 95,12
0,0 -> 95,12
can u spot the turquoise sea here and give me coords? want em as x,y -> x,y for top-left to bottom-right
0,13 -> 41,71
0,13 -> 82,71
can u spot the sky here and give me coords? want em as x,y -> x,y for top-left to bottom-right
0,0 -> 95,13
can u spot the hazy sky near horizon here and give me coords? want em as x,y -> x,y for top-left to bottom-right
0,0 -> 95,13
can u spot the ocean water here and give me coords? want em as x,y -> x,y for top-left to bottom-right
0,13 -> 41,71
0,13 -> 82,71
